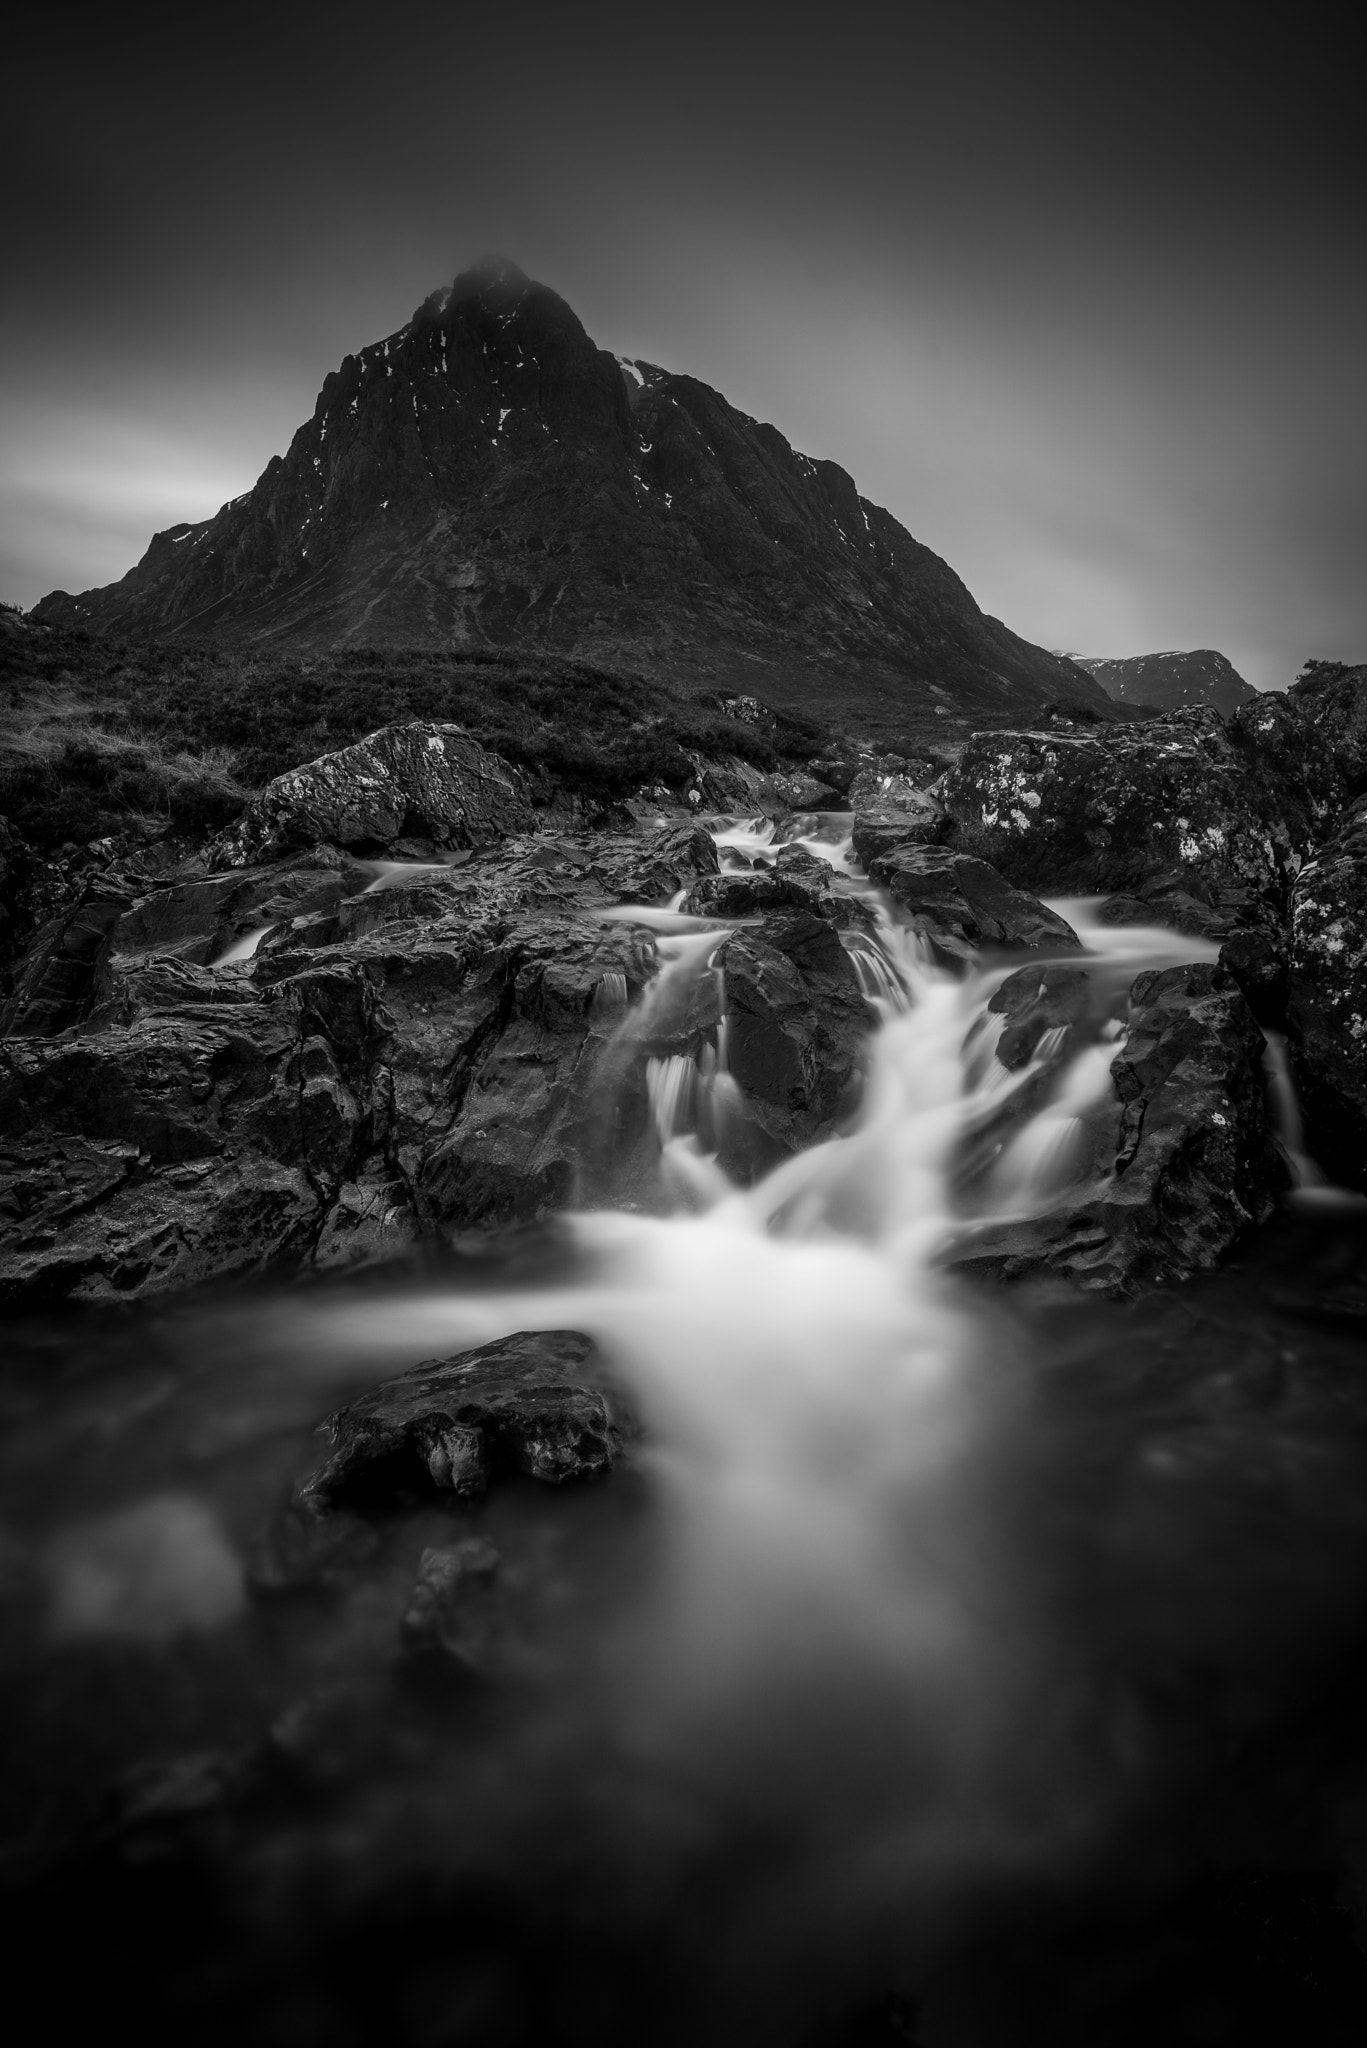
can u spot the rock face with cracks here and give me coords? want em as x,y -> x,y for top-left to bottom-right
4,678 -> 1361,1303
867,844 -> 1081,962
258,1330 -> 631,1592
940,705 -> 1315,914
207,721 -> 535,867
0,725 -> 875,1300
1287,795 -> 1367,1188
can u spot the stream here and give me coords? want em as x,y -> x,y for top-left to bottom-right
4,815 -> 1367,2044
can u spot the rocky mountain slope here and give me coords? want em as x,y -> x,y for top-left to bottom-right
1074,648 -> 1258,717
31,260 -> 1111,733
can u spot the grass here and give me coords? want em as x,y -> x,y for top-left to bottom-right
0,622 -> 835,851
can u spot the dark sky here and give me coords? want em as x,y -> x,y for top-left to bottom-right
4,2 -> 1361,688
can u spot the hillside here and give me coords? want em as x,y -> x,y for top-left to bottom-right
32,260 -> 1112,733
1074,648 -> 1258,718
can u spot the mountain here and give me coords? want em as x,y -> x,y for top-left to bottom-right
1072,649 -> 1259,718
32,259 -> 1112,732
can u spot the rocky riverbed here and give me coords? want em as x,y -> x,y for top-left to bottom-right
4,669 -> 1367,2043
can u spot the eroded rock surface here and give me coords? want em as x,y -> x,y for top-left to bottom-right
940,705 -> 1309,913
953,960 -> 1283,1293
1289,660 -> 1367,795
850,791 -> 946,865
5,667 -> 1364,1306
208,722 -> 535,867
259,1330 -> 629,1592
867,844 -> 1081,961
1288,795 -> 1367,1188
0,783 -> 876,1301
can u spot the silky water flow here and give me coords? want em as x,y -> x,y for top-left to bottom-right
15,817 -> 1367,2041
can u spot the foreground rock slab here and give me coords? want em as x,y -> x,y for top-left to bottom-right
259,1330 -> 630,1590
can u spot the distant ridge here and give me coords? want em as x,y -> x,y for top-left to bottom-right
33,258 -> 1112,730
1072,648 -> 1258,718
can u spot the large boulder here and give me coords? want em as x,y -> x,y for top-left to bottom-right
1227,689 -> 1346,847
257,1329 -> 633,1592
301,1330 -> 627,1504
1288,660 -> 1367,794
850,791 -> 947,865
0,956 -> 396,1303
1287,795 -> 1367,1188
866,844 -> 1081,961
939,705 -> 1302,912
373,913 -> 658,1227
711,910 -> 874,1169
0,807 -> 748,1302
951,960 -> 1283,1294
207,722 -> 535,867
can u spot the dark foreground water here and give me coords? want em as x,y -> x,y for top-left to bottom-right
5,1200 -> 1367,2046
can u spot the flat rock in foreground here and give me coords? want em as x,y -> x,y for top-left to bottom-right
258,1329 -> 631,1590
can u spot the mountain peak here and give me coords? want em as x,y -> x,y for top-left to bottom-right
453,254 -> 530,299
30,267 -> 1113,733
419,257 -> 531,323
1073,648 -> 1257,718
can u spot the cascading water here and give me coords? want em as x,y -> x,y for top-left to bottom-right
14,810 -> 1367,2043
209,922 -> 277,965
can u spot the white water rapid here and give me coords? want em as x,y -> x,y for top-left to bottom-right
246,816 -> 1229,1904
23,810 -> 1367,2043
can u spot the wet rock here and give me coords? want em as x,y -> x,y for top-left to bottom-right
0,855 -> 675,1301
0,1143 -> 322,1307
684,867 -> 832,919
0,870 -> 141,1037
0,954 -> 394,1304
261,1332 -> 628,1588
952,961 -> 1283,1294
850,796 -> 946,865
714,910 -> 874,1168
311,1164 -> 416,1270
1287,797 -> 1367,1188
396,913 -> 658,1227
207,721 -> 535,867
107,849 -> 372,966
867,844 -> 1081,961
695,755 -> 843,814
940,707 -> 1297,912
270,823 -> 717,946
399,1537 -> 502,1673
1085,875 -> 1289,1021
989,962 -> 1108,1072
